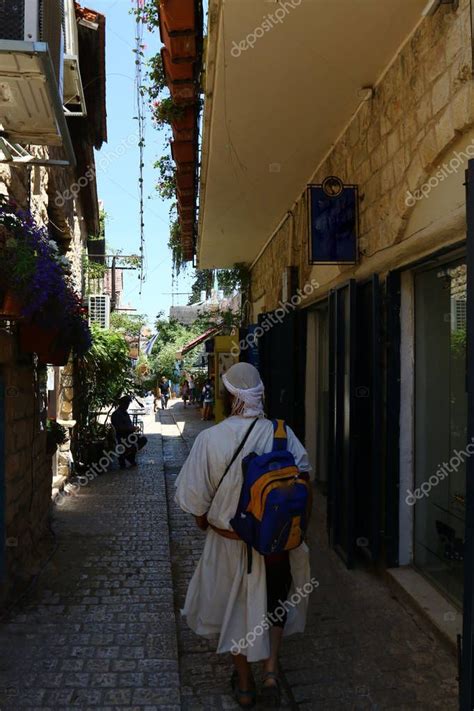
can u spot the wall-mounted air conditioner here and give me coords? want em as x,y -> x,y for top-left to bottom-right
89,295 -> 111,330
63,0 -> 86,116
0,0 -> 65,94
0,0 -> 76,166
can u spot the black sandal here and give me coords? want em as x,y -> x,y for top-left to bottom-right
231,670 -> 256,708
261,672 -> 281,708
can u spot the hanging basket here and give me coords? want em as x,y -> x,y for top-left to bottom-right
0,290 -> 23,319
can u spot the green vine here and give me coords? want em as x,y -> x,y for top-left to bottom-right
168,219 -> 185,276
154,156 -> 177,200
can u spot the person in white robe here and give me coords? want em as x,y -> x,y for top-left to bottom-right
175,362 -> 314,708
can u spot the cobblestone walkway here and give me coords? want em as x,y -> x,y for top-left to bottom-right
0,403 -> 460,710
0,415 -> 180,710
160,403 -> 459,711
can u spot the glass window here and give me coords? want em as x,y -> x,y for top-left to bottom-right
414,258 -> 467,605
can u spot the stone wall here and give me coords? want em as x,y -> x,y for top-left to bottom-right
0,332 -> 53,601
0,151 -> 90,602
250,0 -> 474,312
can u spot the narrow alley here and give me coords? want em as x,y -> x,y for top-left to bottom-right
0,402 -> 458,710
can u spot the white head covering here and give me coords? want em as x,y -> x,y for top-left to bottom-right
222,362 -> 265,418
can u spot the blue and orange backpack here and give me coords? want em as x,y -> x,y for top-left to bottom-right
218,418 -> 310,568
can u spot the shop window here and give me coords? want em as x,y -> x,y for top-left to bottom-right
414,258 -> 467,605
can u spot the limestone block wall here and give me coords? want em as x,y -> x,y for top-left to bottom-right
251,0 -> 474,312
0,150 -> 90,601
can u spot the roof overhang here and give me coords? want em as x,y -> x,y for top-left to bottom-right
0,40 -> 76,165
198,0 -> 427,268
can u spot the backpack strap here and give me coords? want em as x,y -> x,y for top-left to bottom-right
215,418 -> 259,493
272,419 -> 288,451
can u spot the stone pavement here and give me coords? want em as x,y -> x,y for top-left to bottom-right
0,414 -> 180,710
160,403 -> 459,711
0,401 -> 459,710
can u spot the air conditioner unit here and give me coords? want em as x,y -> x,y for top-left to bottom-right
89,295 -> 111,330
0,0 -> 64,94
63,0 -> 86,116
0,0 -> 75,165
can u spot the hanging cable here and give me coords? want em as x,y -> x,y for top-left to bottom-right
134,1 -> 146,292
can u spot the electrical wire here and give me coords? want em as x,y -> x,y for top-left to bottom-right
134,2 -> 146,291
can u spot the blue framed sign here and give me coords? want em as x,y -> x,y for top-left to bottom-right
308,177 -> 358,264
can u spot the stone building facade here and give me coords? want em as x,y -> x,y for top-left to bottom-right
0,4 -> 107,604
244,0 -> 474,642
250,0 -> 474,312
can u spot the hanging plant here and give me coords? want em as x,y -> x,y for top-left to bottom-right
152,97 -> 185,127
129,0 -> 160,31
147,52 -> 167,100
168,218 -> 185,276
0,199 -> 92,357
154,155 -> 177,200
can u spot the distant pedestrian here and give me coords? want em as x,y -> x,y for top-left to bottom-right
175,363 -> 313,708
159,376 -> 170,409
188,375 -> 196,404
181,380 -> 189,407
111,396 -> 147,469
202,379 -> 214,421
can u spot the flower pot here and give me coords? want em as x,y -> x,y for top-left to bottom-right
161,47 -> 194,83
170,81 -> 196,105
159,17 -> 196,63
19,322 -> 70,365
0,290 -> 23,319
171,140 -> 195,164
176,171 -> 194,191
159,0 -> 195,34
176,162 -> 194,176
178,191 -> 195,208
172,105 -> 196,142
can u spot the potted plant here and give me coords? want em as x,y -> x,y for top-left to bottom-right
159,0 -> 195,34
46,419 -> 68,456
0,200 -> 92,362
161,47 -> 193,84
170,139 -> 195,164
152,97 -> 185,128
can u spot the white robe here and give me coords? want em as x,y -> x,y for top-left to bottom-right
174,415 -> 313,662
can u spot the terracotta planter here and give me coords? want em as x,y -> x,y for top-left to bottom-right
19,322 -> 70,365
171,140 -> 195,164
161,47 -> 193,83
176,162 -> 194,175
160,22 -> 196,63
0,290 -> 23,319
159,0 -> 195,34
172,105 -> 196,142
176,171 -> 194,190
178,192 -> 195,208
170,81 -> 196,105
